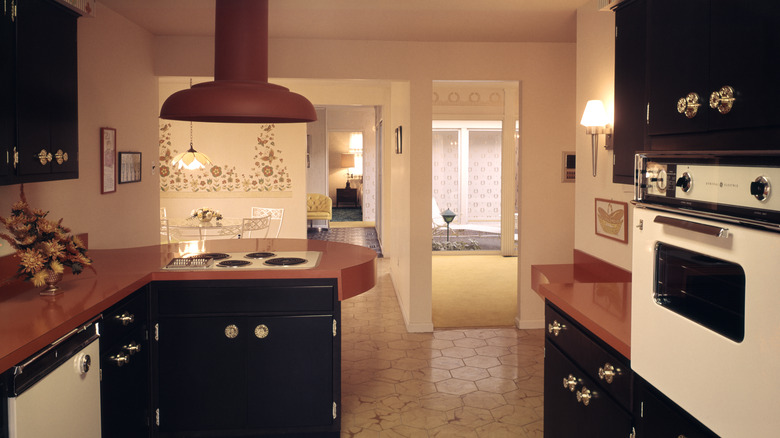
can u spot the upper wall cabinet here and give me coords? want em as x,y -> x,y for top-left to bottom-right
1,0 -> 79,186
613,0 -> 646,184
645,0 -> 780,148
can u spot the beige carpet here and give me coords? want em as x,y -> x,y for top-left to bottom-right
331,221 -> 375,228
432,255 -> 518,328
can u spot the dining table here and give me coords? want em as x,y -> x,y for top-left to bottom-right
165,217 -> 244,241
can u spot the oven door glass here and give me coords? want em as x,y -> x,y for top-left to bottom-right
654,242 -> 745,342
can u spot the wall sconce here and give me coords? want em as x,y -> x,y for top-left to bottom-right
341,153 -> 355,188
580,100 -> 613,177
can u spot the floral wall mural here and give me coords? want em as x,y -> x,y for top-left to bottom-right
158,122 -> 292,193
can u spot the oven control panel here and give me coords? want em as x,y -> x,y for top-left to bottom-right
635,152 -> 780,228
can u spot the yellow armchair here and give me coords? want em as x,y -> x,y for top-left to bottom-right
306,193 -> 332,229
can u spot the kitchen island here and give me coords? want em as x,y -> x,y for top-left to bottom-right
0,238 -> 376,375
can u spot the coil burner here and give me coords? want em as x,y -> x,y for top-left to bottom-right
217,260 -> 252,268
245,252 -> 276,259
264,257 -> 307,266
192,252 -> 231,260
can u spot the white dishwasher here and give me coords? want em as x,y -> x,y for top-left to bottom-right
6,318 -> 101,438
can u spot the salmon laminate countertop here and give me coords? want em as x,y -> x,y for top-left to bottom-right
532,250 -> 632,359
0,238 -> 376,374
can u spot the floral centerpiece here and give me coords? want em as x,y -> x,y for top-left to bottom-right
0,185 -> 93,293
191,207 -> 223,222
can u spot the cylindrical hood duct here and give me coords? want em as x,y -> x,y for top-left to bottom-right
159,0 -> 316,123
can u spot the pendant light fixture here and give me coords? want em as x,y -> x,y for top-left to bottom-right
159,0 -> 316,123
171,120 -> 213,170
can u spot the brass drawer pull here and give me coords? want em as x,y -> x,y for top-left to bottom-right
114,311 -> 135,326
225,324 -> 239,339
709,85 -> 735,114
677,92 -> 701,118
254,324 -> 269,339
547,320 -> 566,336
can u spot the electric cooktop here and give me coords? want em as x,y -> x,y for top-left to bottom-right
162,251 -> 322,270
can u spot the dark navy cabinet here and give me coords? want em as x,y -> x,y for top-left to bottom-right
99,286 -> 152,438
151,279 -> 340,437
1,0 -> 79,186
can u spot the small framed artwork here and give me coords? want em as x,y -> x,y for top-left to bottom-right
118,152 -> 142,184
395,125 -> 403,154
100,127 -> 116,194
595,198 -> 628,243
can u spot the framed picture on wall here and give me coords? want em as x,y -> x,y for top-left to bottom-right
100,127 -> 116,194
595,198 -> 628,243
118,152 -> 142,184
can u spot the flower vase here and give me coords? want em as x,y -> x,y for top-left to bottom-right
40,270 -> 64,296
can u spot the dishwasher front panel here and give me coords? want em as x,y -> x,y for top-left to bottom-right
7,340 -> 101,438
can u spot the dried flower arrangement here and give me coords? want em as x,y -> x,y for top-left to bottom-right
0,185 -> 93,287
191,207 -> 223,221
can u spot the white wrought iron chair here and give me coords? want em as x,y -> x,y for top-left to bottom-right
240,216 -> 271,239
251,207 -> 284,238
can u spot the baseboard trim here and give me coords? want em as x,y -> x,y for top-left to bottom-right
514,317 -> 544,330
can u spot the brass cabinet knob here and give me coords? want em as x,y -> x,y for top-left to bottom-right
598,363 -> 621,384
54,149 -> 69,164
562,374 -> 579,392
122,341 -> 142,355
547,320 -> 566,337
709,85 -> 735,114
576,387 -> 593,406
36,149 -> 52,165
225,324 -> 239,339
254,324 -> 269,339
109,352 -> 130,367
677,92 -> 701,118
114,312 -> 135,326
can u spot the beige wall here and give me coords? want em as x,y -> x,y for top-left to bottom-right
575,0 -> 634,271
0,4 -> 159,255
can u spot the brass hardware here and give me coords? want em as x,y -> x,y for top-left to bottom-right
676,92 -> 701,118
636,219 -> 644,231
598,363 -> 621,384
333,402 -> 338,420
225,324 -> 239,339
54,149 -> 68,164
13,146 -> 18,168
709,85 -> 735,114
563,374 -> 578,392
254,324 -> 269,339
333,319 -> 337,337
547,320 -> 565,337
114,312 -> 135,326
122,341 -> 142,355
36,149 -> 52,165
109,352 -> 130,367
576,387 -> 592,406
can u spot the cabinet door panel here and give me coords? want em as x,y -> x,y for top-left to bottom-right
646,0 -> 709,135
613,0 -> 646,184
246,315 -> 334,429
157,316 -> 247,432
101,329 -> 150,438
0,7 -> 14,181
708,1 -> 780,131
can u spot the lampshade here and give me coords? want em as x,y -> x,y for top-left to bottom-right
171,148 -> 213,170
341,153 -> 356,168
580,100 -> 608,128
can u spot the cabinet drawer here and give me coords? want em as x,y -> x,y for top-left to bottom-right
154,279 -> 337,315
545,304 -> 631,410
544,340 -> 632,438
101,288 -> 148,344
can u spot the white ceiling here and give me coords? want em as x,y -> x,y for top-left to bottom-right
97,0 -> 591,43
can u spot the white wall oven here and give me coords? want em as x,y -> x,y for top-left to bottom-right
632,151 -> 780,437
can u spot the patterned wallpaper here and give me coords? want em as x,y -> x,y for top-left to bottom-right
158,123 -> 292,193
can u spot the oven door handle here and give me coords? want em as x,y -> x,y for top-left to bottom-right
654,215 -> 730,238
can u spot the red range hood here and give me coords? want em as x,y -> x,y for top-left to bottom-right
159,0 -> 316,123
